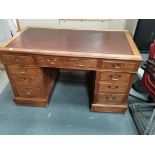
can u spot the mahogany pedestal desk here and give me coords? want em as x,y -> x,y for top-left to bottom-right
0,27 -> 142,113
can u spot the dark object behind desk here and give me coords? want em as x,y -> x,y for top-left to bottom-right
129,41 -> 155,135
134,19 -> 155,51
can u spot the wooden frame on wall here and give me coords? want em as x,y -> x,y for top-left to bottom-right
59,19 -> 111,22
12,19 -> 21,32
16,19 -> 21,32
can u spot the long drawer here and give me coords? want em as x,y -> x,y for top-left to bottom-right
1,54 -> 34,65
99,60 -> 139,72
36,56 -> 97,70
97,93 -> 126,104
99,71 -> 131,82
6,66 -> 39,76
98,81 -> 129,93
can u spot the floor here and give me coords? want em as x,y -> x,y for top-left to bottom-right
0,70 -> 139,135
0,69 -> 9,94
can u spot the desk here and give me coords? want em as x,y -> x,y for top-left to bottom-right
0,27 -> 142,112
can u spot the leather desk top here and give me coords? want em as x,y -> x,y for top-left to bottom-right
7,28 -> 132,54
0,27 -> 142,61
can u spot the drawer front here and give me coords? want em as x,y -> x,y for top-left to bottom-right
12,76 -> 40,86
1,54 -> 34,65
100,72 -> 131,82
100,60 -> 138,72
7,66 -> 39,76
98,82 -> 129,93
16,86 -> 42,97
97,93 -> 126,104
37,56 -> 97,69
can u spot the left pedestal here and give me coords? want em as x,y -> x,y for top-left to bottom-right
5,65 -> 59,107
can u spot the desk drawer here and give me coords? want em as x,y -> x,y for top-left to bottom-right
98,81 -> 129,93
99,72 -> 131,82
7,66 -> 39,76
37,56 -> 97,69
97,93 -> 126,104
100,60 -> 138,72
12,76 -> 40,86
16,86 -> 42,98
1,54 -> 34,65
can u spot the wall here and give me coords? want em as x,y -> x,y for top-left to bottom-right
0,19 -> 12,44
0,19 -> 17,67
19,19 -> 138,36
125,19 -> 138,36
0,19 -> 17,45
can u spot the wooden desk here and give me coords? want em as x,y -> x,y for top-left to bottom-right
0,27 -> 142,112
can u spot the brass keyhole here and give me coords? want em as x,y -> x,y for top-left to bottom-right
109,74 -> 122,80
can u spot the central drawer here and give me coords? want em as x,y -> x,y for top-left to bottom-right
98,81 -> 129,93
36,56 -> 97,70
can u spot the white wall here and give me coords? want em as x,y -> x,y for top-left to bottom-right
125,19 -> 138,36
19,19 -> 138,36
0,19 -> 17,45
0,19 -> 17,66
19,19 -> 59,29
0,19 -> 12,44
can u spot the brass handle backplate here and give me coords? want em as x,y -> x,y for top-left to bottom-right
105,96 -> 117,101
17,67 -> 27,73
47,58 -> 57,64
13,56 -> 21,62
109,74 -> 122,80
26,91 -> 32,95
20,78 -> 33,84
22,89 -> 32,95
112,63 -> 124,69
108,84 -> 118,89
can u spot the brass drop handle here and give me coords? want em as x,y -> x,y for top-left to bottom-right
17,67 -> 27,73
26,91 -> 32,95
77,64 -> 85,67
47,60 -> 55,64
105,96 -> 117,101
21,78 -> 33,84
22,89 -> 32,95
112,63 -> 124,69
47,58 -> 56,64
108,84 -> 118,89
109,74 -> 122,81
75,61 -> 85,67
13,56 -> 21,62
